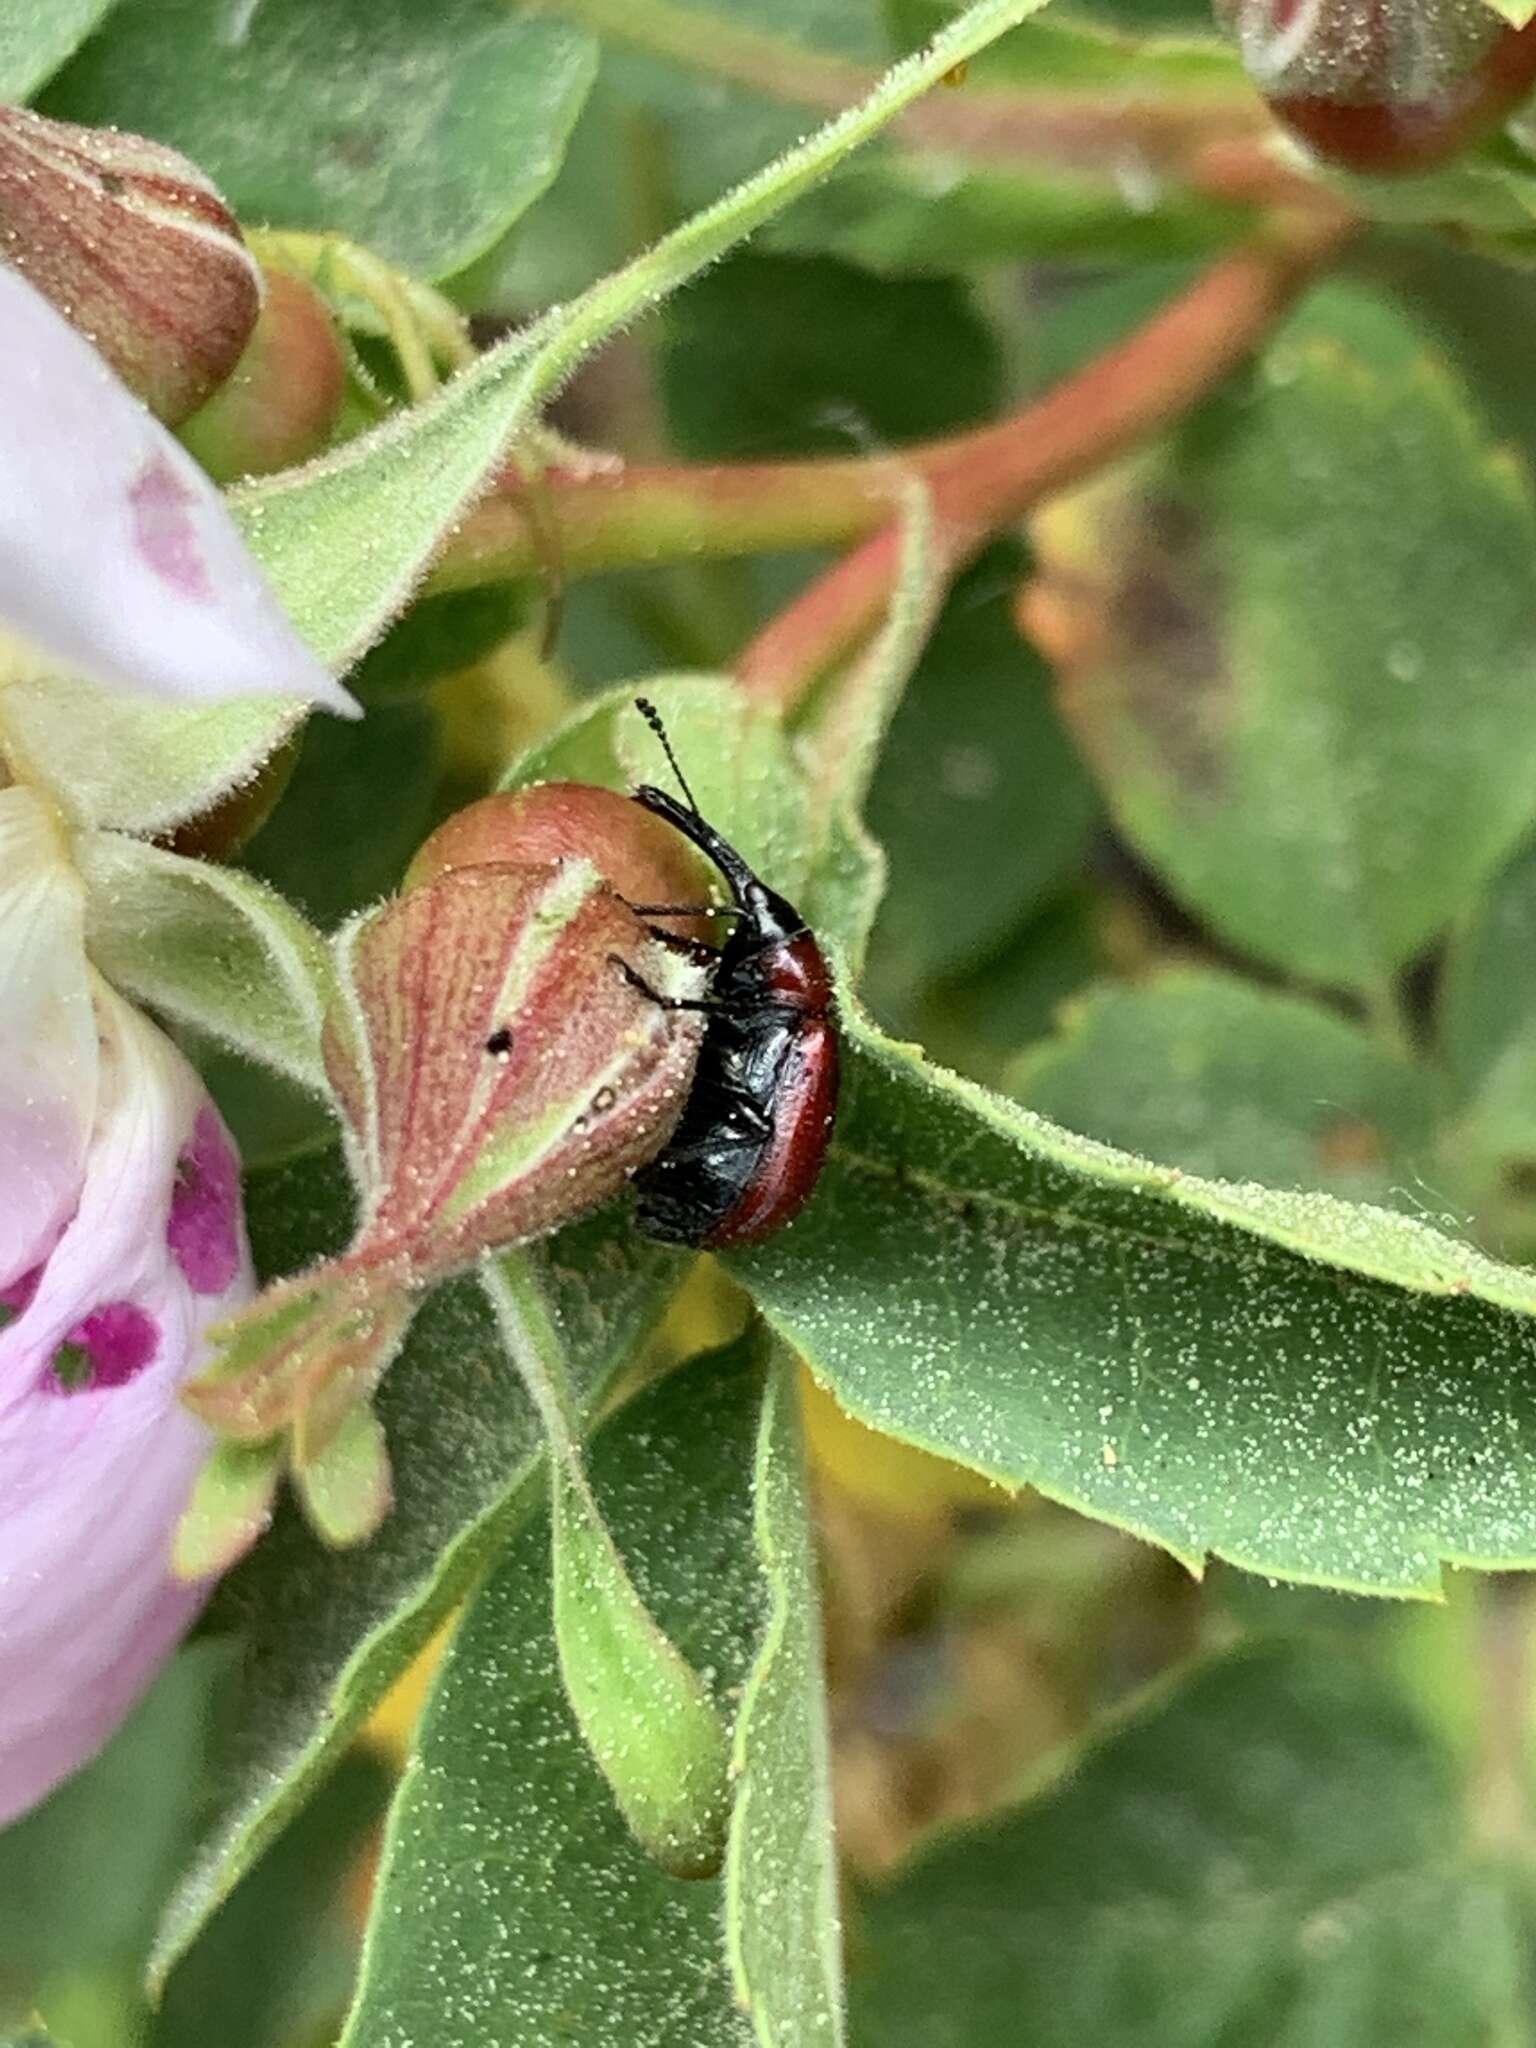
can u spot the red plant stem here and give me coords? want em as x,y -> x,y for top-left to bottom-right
430,211 -> 1352,701
736,206 -> 1354,709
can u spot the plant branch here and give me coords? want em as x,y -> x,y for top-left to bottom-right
736,204 -> 1355,709
428,451 -> 899,593
544,0 -> 1289,188
431,205 -> 1350,608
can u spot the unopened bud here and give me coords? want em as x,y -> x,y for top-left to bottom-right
0,106 -> 260,423
326,856 -> 706,1273
1217,0 -> 1536,171
408,781 -> 717,942
183,849 -> 706,1548
179,266 -> 347,481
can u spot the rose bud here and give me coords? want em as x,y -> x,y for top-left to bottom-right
178,265 -> 347,482
0,107 -> 261,425
1217,0 -> 1536,171
407,780 -> 718,943
182,852 -> 706,1553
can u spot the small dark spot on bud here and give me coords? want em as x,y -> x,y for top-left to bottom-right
485,1026 -> 514,1058
98,169 -> 126,197
591,1085 -> 617,1115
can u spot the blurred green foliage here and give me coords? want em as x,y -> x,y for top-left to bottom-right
18,0 -> 1536,2042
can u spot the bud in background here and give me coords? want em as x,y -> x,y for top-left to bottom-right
1217,0 -> 1536,170
0,106 -> 260,426
179,265 -> 348,482
183,828 -> 709,1558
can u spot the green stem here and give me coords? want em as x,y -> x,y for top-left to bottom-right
479,1251 -> 733,1877
519,0 -> 1067,411
479,1249 -> 587,1477
737,207 -> 1355,709
803,475 -> 941,825
430,212 -> 1354,640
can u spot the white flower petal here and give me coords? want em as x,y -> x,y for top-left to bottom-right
0,262 -> 358,716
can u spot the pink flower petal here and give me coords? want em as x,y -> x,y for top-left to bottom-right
0,980 -> 254,1825
166,1107 -> 244,1296
0,789 -> 98,1297
0,262 -> 358,717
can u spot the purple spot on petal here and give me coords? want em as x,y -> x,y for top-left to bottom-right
46,1300 -> 158,1393
128,455 -> 213,602
167,1108 -> 242,1296
1,1265 -> 42,1316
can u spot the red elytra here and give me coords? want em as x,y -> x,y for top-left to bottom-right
698,998 -> 838,1247
615,700 -> 840,1249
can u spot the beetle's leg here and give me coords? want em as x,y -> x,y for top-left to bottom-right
609,954 -> 720,1012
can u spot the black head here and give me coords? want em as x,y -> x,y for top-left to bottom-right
631,700 -> 807,944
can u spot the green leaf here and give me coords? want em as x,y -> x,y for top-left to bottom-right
1442,837 -> 1536,1122
152,1752 -> 391,2048
1009,968 -> 1443,1213
340,1335 -> 833,2047
0,0 -> 116,98
862,543 -> 1099,1021
730,1005 -> 1536,1593
0,1642 -> 386,2047
1478,0 -> 1536,29
481,1254 -> 731,1879
915,884 -> 1104,1084
0,1647 -> 221,2027
41,0 -> 598,281
573,0 -> 1250,269
659,251 -> 1004,460
849,1643 -> 1524,2048
346,585 -> 528,702
504,677 -> 815,897
1439,836 -> 1536,1248
238,692 -> 441,932
220,0 -> 1056,687
0,678 -> 295,838
1038,280 -> 1536,998
803,805 -> 889,976
726,1346 -> 845,2047
149,1145 -> 690,1993
77,834 -> 335,1091
777,160 -> 1247,273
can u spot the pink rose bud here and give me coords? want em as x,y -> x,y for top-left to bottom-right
183,845 -> 706,1551
0,106 -> 261,424
0,788 -> 254,1825
1218,0 -> 1536,170
406,782 -> 717,941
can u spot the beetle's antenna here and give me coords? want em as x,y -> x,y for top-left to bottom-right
635,697 -> 702,816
